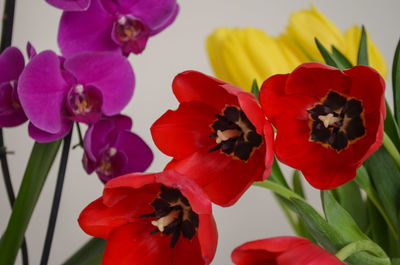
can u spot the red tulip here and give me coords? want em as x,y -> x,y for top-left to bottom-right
151,71 -> 274,206
79,170 -> 218,265
260,62 -> 385,189
232,236 -> 345,265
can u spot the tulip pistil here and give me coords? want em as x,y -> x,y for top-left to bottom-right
141,185 -> 199,248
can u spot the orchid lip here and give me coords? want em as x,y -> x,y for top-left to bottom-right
208,105 -> 262,161
308,90 -> 366,152
140,185 -> 199,248
66,84 -> 103,124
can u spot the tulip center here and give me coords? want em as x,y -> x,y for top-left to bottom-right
209,105 -> 262,161
141,185 -> 199,248
308,90 -> 365,152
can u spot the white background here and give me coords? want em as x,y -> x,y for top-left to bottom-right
1,0 -> 400,264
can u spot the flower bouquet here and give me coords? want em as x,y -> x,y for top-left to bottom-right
0,1 -> 399,265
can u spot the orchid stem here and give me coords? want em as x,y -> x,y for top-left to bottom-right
40,130 -> 72,265
1,0 -> 15,52
1,0 -> 29,265
73,122 -> 84,149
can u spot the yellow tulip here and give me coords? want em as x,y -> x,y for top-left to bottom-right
343,25 -> 387,78
286,4 -> 345,61
206,27 -> 302,92
206,4 -> 388,92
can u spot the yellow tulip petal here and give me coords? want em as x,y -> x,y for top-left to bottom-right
343,25 -> 387,78
219,29 -> 263,91
277,34 -> 309,70
206,27 -> 235,83
286,4 -> 345,61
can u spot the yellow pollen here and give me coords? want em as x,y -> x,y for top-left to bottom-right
124,27 -> 136,39
318,113 -> 341,128
100,160 -> 111,173
76,99 -> 88,113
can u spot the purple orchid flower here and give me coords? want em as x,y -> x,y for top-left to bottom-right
18,50 -> 134,142
83,114 -> 153,183
46,0 -> 91,11
58,0 -> 179,56
0,47 -> 28,127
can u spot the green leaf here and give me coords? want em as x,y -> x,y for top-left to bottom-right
269,157 -> 290,189
253,180 -> 303,202
392,38 -> 400,124
393,258 -> 400,265
384,100 -> 400,151
62,238 -> 106,265
355,166 -> 397,238
292,170 -> 305,198
334,181 -> 368,231
314,38 -> 339,68
251,79 -> 259,100
321,191 -> 369,242
292,198 -> 391,265
331,46 -> 354,69
84,255 -> 103,265
366,199 -> 391,254
364,146 -> 400,237
0,140 -> 61,265
357,25 -> 369,65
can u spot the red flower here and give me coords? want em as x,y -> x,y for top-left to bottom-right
260,63 -> 385,189
231,236 -> 345,265
151,71 -> 274,206
78,170 -> 218,265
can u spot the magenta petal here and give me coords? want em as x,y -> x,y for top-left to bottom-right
58,0 -> 118,57
0,82 -> 27,127
28,121 -> 72,143
46,0 -> 91,11
0,47 -> 25,84
64,52 -> 134,115
26,42 -> 37,60
117,0 -> 179,33
18,51 -> 69,134
84,115 -> 132,161
84,119 -> 115,161
114,130 -> 153,174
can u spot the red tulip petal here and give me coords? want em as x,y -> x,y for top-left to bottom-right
172,71 -> 238,111
345,65 -> 385,115
262,121 -> 274,180
79,189 -> 155,239
278,240 -> 343,265
273,117 -> 323,170
232,88 -> 265,135
167,146 -> 266,206
102,222 -> 175,265
302,163 -> 357,190
151,101 -> 217,159
196,214 -> 218,265
231,237 -> 308,265
260,74 -> 317,122
286,63 -> 351,99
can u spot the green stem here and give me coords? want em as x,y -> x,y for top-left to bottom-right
382,132 -> 400,172
253,180 -> 304,201
335,240 -> 390,264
